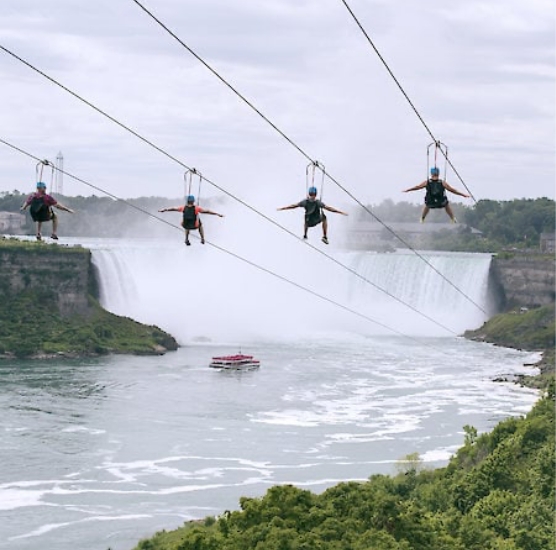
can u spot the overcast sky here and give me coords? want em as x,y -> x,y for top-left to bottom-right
0,0 -> 554,210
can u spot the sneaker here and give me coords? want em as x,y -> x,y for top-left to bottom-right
321,236 -> 329,245
303,235 -> 307,240
36,233 -> 42,241
50,234 -> 59,240
419,217 -> 425,223
451,217 -> 458,224
200,239 -> 205,245
185,240 -> 191,246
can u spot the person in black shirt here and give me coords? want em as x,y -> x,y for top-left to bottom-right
278,186 -> 348,244
403,167 -> 470,222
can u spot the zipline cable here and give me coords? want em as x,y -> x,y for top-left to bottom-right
0,136 -> 449,345
338,0 -> 476,202
0,44 -> 484,322
114,6 -> 488,314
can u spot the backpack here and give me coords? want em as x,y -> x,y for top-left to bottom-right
425,179 -> 447,207
29,196 -> 50,222
182,205 -> 198,230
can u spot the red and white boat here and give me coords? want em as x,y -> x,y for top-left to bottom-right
209,353 -> 260,370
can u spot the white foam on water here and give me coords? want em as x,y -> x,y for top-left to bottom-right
10,514 -> 152,541
0,488 -> 46,511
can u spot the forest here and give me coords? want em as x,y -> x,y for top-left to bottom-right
0,191 -> 553,251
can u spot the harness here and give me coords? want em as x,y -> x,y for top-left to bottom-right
306,160 -> 325,199
182,168 -> 203,229
30,160 -> 55,221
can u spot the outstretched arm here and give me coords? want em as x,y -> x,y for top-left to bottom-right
323,205 -> 348,215
200,209 -> 224,217
443,181 -> 470,198
54,202 -> 74,213
277,204 -> 300,211
403,181 -> 427,193
158,206 -> 182,213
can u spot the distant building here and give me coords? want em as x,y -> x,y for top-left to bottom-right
540,232 -> 555,253
0,211 -> 26,233
344,220 -> 482,250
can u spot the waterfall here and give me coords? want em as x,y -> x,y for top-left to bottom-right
89,239 -> 492,345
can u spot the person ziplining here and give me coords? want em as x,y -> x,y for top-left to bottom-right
158,169 -> 224,245
403,142 -> 470,223
20,160 -> 74,240
277,162 -> 347,244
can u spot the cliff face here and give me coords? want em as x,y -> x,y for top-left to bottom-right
490,254 -> 555,310
0,244 -> 96,317
0,240 -> 178,357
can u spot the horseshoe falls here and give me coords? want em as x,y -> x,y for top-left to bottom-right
89,239 -> 493,344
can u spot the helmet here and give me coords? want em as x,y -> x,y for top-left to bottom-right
187,195 -> 195,203
308,186 -> 318,196
36,181 -> 47,189
430,167 -> 440,176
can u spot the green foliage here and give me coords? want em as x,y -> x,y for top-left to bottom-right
131,394 -> 555,550
464,198 -> 555,248
0,290 -> 177,357
465,305 -> 555,351
360,197 -> 555,251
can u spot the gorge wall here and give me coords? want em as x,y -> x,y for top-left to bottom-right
490,254 -> 555,310
0,243 -> 97,317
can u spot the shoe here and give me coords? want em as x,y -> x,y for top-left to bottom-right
451,217 -> 458,224
419,217 -> 425,223
36,233 -> 42,241
200,239 -> 205,245
303,235 -> 307,240
185,240 -> 191,246
51,234 -> 58,240
321,236 -> 329,245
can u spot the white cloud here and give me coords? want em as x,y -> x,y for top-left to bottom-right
0,0 -> 553,206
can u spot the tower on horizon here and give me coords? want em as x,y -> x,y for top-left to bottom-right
55,151 -> 64,195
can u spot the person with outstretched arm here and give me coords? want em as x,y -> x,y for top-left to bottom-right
277,186 -> 348,244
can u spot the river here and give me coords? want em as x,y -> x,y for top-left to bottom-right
0,239 -> 541,549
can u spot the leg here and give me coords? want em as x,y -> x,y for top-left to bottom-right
185,229 -> 191,245
322,217 -> 328,238
51,213 -> 59,238
303,222 -> 308,239
321,217 -> 329,244
36,221 -> 42,240
444,204 -> 457,222
199,223 -> 205,244
420,206 -> 430,222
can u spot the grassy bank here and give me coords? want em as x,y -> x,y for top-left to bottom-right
464,304 -> 555,388
0,290 -> 178,358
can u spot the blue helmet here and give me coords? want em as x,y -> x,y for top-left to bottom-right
36,181 -> 46,189
308,186 -> 318,196
187,195 -> 195,203
430,167 -> 440,176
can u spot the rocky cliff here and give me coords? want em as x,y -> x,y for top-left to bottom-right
490,253 -> 556,310
0,241 -> 96,317
0,238 -> 178,357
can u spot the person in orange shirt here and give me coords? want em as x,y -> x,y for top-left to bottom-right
159,195 -> 224,245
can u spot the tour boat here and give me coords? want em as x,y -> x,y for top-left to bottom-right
209,353 -> 260,370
